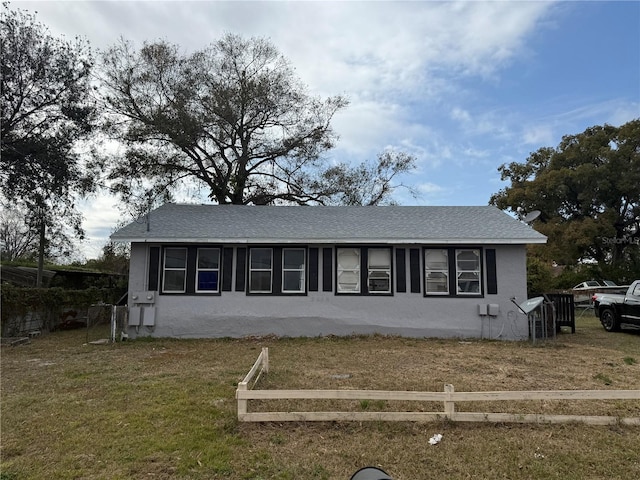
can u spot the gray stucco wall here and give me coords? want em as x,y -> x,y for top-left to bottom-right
126,243 -> 530,340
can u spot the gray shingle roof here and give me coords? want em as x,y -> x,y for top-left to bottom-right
110,204 -> 547,245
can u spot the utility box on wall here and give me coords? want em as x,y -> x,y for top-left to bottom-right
129,306 -> 142,326
129,292 -> 156,328
128,305 -> 156,327
142,306 -> 156,326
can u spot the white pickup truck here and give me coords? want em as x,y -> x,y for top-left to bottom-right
592,280 -> 640,332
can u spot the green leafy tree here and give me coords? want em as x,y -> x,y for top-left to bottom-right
98,34 -> 415,208
83,241 -> 130,276
1,4 -> 96,280
526,254 -> 554,295
491,119 -> 640,280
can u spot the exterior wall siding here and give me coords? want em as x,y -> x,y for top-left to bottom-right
126,243 -> 530,340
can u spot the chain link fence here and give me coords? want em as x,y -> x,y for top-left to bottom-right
86,305 -> 128,344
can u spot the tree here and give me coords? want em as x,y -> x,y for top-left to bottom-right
0,199 -> 79,263
98,34 -> 415,208
319,150 -> 417,206
526,254 -> 554,295
491,119 -> 640,279
1,4 -> 96,281
0,203 -> 38,261
83,241 -> 130,278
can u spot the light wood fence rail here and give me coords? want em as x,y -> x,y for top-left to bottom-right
236,348 -> 640,426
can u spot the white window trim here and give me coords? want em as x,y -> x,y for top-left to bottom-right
425,249 -> 450,295
162,247 -> 187,293
195,247 -> 220,293
455,249 -> 481,295
249,248 -> 273,293
367,248 -> 391,294
282,248 -> 306,293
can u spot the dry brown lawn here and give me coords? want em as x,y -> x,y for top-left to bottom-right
1,314 -> 639,479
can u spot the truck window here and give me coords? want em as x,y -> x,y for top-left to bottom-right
633,284 -> 640,296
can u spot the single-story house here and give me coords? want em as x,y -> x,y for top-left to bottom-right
111,204 -> 546,340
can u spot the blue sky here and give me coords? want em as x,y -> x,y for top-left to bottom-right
14,1 -> 640,259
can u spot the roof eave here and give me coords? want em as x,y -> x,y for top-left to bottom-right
111,236 -> 547,245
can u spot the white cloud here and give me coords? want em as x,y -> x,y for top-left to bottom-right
330,100 -> 406,158
283,1 -> 553,99
517,99 -> 640,151
522,124 -> 555,146
21,1 -> 555,96
418,182 -> 446,195
609,102 -> 640,126
461,147 -> 491,159
553,99 -> 639,129
451,107 -> 472,123
76,194 -> 124,259
448,106 -> 514,141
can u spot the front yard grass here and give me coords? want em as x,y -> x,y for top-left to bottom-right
1,314 -> 639,479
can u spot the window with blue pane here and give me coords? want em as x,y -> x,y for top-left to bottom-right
196,248 -> 220,293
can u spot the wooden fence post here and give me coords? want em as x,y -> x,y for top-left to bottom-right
262,347 -> 269,374
237,382 -> 248,420
444,384 -> 455,420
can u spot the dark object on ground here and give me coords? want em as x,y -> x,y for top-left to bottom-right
350,466 -> 393,480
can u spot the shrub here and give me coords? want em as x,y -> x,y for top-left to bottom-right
0,285 -> 120,336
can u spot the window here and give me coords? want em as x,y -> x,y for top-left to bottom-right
282,248 -> 305,293
425,249 -> 449,294
163,248 -> 187,293
196,248 -> 220,292
423,247 -> 484,297
456,249 -> 480,294
337,247 -> 392,294
368,248 -> 391,293
337,248 -> 360,293
249,248 -> 272,293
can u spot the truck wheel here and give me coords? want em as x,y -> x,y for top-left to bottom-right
600,309 -> 620,332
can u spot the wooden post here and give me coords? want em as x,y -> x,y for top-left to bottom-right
444,384 -> 455,420
236,382 -> 248,420
110,305 -> 117,343
262,347 -> 269,374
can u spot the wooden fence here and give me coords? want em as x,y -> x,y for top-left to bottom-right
236,348 -> 640,426
544,293 -> 575,333
236,347 -> 269,419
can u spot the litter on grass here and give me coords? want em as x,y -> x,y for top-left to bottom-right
428,433 -> 443,445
